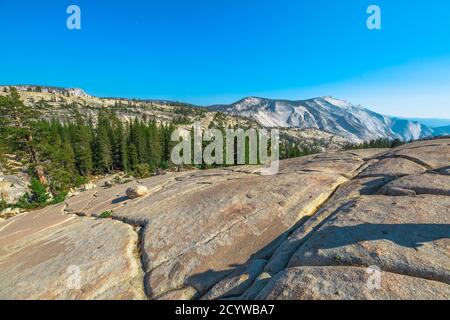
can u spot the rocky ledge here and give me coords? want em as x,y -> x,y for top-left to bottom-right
0,139 -> 449,300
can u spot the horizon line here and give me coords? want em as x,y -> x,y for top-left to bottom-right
1,83 -> 450,122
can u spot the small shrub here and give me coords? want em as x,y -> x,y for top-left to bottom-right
134,163 -> 152,179
51,191 -> 68,205
99,210 -> 113,219
74,175 -> 88,188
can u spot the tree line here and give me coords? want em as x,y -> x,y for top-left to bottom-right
343,138 -> 405,150
0,88 -> 176,205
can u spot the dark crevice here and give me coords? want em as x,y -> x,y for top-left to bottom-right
62,196 -> 151,300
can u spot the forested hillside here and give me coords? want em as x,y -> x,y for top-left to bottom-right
0,87 -> 323,208
0,88 -> 177,206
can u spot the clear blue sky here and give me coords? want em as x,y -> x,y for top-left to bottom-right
1,0 -> 449,118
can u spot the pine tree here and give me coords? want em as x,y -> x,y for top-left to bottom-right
71,117 -> 94,176
0,87 -> 47,184
147,120 -> 162,170
117,120 -> 129,171
160,123 -> 176,164
94,110 -> 113,173
128,143 -> 139,171
130,118 -> 149,166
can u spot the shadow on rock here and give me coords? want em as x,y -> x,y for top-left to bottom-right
183,216 -> 310,300
310,223 -> 450,250
111,196 -> 128,204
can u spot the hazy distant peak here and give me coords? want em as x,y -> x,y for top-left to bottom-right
213,95 -> 438,142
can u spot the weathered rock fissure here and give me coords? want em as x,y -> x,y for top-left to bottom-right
61,196 -> 149,299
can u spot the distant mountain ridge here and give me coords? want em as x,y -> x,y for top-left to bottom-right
1,85 -> 448,143
210,96 -> 447,142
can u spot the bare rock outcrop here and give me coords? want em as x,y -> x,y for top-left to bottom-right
0,204 -> 145,299
358,157 -> 426,178
256,266 -> 450,300
255,138 -> 450,300
380,173 -> 450,196
0,138 -> 448,300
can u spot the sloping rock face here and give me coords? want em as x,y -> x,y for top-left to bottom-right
255,138 -> 450,300
256,266 -> 450,300
0,205 -> 145,299
0,138 -> 448,300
